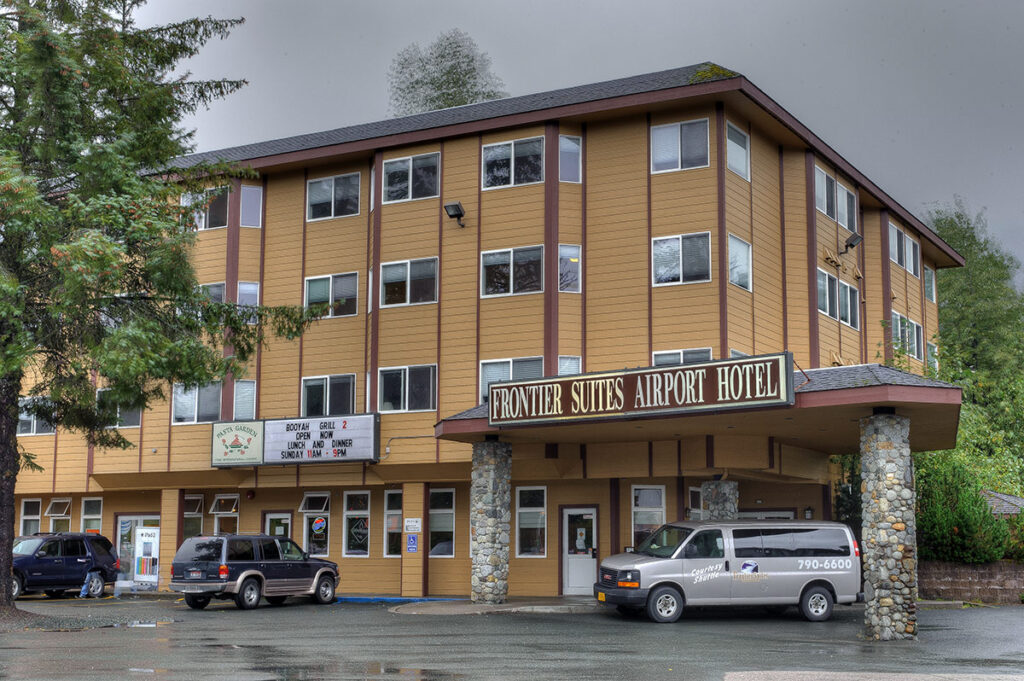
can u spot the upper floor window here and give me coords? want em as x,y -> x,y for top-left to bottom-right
891,311 -> 924,361
483,137 -> 543,189
653,348 -> 712,366
20,499 -> 41,535
302,374 -> 355,417
927,342 -> 939,371
237,282 -> 259,324
815,166 -> 857,232
482,246 -> 543,297
924,266 -> 936,302
652,232 -> 711,286
558,244 -> 581,293
480,357 -> 543,401
17,398 -> 54,435
383,152 -> 440,203
379,365 -> 437,413
381,257 -> 438,306
558,355 -> 581,376
96,388 -> 141,428
728,234 -> 752,291
240,184 -> 263,227
201,282 -> 225,304
816,269 -> 859,329
650,119 -> 708,173
889,223 -> 920,277
306,273 -> 358,317
172,383 -> 221,424
559,135 -> 582,183
726,123 -> 750,180
307,172 -> 360,220
234,380 -> 256,421
182,187 -> 228,230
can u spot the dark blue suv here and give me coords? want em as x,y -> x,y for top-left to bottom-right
11,533 -> 118,599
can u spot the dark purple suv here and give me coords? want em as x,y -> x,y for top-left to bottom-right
11,533 -> 118,599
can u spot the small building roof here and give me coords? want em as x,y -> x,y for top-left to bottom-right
982,489 -> 1024,516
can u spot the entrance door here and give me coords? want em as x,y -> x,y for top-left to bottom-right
562,508 -> 597,595
265,513 -> 292,539
116,515 -> 159,583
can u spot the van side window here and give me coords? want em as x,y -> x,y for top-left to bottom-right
732,529 -> 763,558
791,528 -> 850,557
761,529 -> 795,557
683,530 -> 724,559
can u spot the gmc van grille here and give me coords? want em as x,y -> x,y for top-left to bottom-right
600,568 -> 618,585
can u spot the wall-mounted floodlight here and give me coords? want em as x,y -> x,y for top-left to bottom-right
444,201 -> 466,227
840,233 -> 864,255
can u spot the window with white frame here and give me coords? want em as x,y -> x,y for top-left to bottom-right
81,498 -> 102,533
240,184 -> 263,227
632,486 -> 665,546
730,349 -> 749,358
45,498 -> 71,532
653,348 -> 713,366
20,499 -> 41,535
891,311 -> 924,360
306,272 -> 358,317
17,398 -> 55,435
378,365 -> 436,412
559,135 -> 582,183
836,182 -> 857,232
182,187 -> 228,230
201,282 -> 225,303
927,342 -> 939,371
482,137 -> 543,188
924,266 -> 936,302
96,389 -> 141,428
481,246 -> 543,296
307,172 -> 360,220
237,282 -> 259,324
889,223 -> 920,277
302,374 -> 355,417
428,489 -> 455,557
688,486 -> 703,520
172,383 -> 221,423
814,167 -> 858,233
182,494 -> 204,539
726,123 -> 750,180
381,257 -> 438,306
558,244 -> 581,293
384,490 -> 403,558
233,380 -> 256,420
369,165 -> 375,211
480,357 -> 543,401
516,487 -> 546,557
210,494 -> 239,534
728,234 -> 752,291
299,492 -> 331,556
558,356 -> 581,376
343,491 -> 370,557
652,232 -> 711,285
650,119 -> 709,172
816,269 -> 858,329
383,152 -> 440,203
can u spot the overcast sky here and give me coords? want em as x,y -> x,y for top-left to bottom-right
137,0 -> 1024,268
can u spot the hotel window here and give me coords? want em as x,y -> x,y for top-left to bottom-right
233,380 -> 256,420
302,374 -> 355,417
299,492 -> 331,557
558,356 -> 582,376
182,187 -> 228,230
210,494 -> 239,534
889,223 -> 920,277
305,272 -> 358,317
836,183 -> 857,233
516,487 -> 546,557
381,257 -> 438,306
343,491 -> 370,557
817,167 -> 858,232
237,282 -> 259,324
384,490 -> 403,558
652,232 -> 711,285
378,365 -> 437,412
307,172 -> 360,220
891,312 -> 924,361
20,499 -> 41,535
482,136 -> 543,189
927,342 -> 939,372
172,383 -> 221,423
182,495 -> 204,539
96,388 -> 141,428
728,234 -> 752,291
240,184 -> 263,227
653,348 -> 713,366
558,244 -> 581,293
201,282 -> 225,303
726,123 -> 750,180
817,270 -> 859,329
730,350 -> 749,358
650,119 -> 709,172
559,135 -> 582,183
383,152 -> 440,203
480,357 -> 543,401
481,246 -> 543,296
17,398 -> 55,435
632,486 -> 665,546
81,498 -> 102,533
924,266 -> 936,302
428,489 -> 455,557
45,498 -> 71,532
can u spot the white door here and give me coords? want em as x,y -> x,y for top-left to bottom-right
562,508 -> 597,595
265,513 -> 292,538
116,515 -> 160,583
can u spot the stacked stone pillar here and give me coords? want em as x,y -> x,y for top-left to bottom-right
860,410 -> 917,640
700,480 -> 739,520
470,438 -> 512,604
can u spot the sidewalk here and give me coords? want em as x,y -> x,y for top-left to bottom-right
388,596 -> 601,615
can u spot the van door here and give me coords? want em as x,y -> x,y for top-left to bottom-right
679,529 -> 730,604
730,528 -> 771,603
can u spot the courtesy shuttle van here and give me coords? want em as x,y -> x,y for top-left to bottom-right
593,520 -> 863,623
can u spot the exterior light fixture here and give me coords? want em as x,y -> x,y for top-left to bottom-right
443,201 -> 466,227
839,233 -> 864,255
804,506 -> 814,519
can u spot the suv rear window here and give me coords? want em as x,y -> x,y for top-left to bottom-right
175,537 -> 224,562
90,536 -> 114,558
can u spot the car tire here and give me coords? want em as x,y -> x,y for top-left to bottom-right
646,585 -> 683,623
85,572 -> 105,598
265,596 -> 287,606
312,574 -> 335,605
12,575 -> 23,600
234,577 -> 262,610
184,594 -> 211,610
799,586 -> 834,622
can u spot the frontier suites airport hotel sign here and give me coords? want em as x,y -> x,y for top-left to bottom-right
488,353 -> 794,426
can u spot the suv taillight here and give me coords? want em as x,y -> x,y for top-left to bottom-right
115,558 -> 120,571
219,564 -> 229,579
853,539 -> 860,558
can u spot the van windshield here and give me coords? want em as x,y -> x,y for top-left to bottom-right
634,525 -> 692,558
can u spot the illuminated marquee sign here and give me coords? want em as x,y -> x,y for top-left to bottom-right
211,414 -> 380,467
487,353 -> 794,426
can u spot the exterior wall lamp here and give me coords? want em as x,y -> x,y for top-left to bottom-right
839,233 -> 864,255
444,201 -> 466,227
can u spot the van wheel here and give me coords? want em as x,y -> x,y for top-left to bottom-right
184,594 -> 211,610
646,586 -> 683,623
234,578 -> 262,610
312,574 -> 335,605
85,572 -> 105,598
800,586 -> 834,622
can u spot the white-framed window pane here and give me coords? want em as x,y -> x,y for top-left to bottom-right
83,499 -> 102,516
238,282 -> 259,307
632,486 -> 665,546
837,186 -> 848,227
516,487 -> 546,558
846,190 -> 857,232
383,158 -> 410,202
240,185 -> 263,227
513,137 -> 543,184
333,173 -> 360,216
202,283 -> 225,304
653,351 -> 681,367
827,275 -> 838,319
382,262 -> 408,305
512,246 -> 543,293
927,342 -> 939,370
306,277 -> 330,307
379,369 -> 405,412
651,125 -> 679,172
817,270 -> 829,314
332,273 -> 357,316
825,174 -> 836,219
909,240 -> 920,277
172,385 -> 196,423
728,235 -> 751,290
305,513 -> 330,556
815,168 -> 827,214
726,124 -> 749,179
234,380 -> 256,420
558,356 -> 581,376
653,237 -> 681,284
428,489 -> 455,557
207,189 -> 228,229
328,375 -> 355,416
407,365 -> 436,411
302,377 -> 327,417
558,244 -> 581,293
409,258 -> 437,304
481,361 -> 511,401
197,384 -> 222,422
411,153 -> 440,199
558,135 -> 581,183
511,358 -> 543,381
682,348 -> 712,364
680,119 -> 709,168
681,233 -> 711,282
308,178 -> 333,219
343,491 -> 370,557
924,267 -> 936,302
634,487 -> 662,508
384,490 -> 403,557
482,251 -> 511,295
483,143 -> 511,188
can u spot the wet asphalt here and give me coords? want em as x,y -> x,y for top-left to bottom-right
1,596 -> 1022,681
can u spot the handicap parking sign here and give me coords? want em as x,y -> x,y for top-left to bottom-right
407,535 -> 418,553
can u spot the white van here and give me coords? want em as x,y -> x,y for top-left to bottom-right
593,520 -> 863,623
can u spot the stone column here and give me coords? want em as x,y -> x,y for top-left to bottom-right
700,480 -> 739,520
860,410 -> 917,640
470,438 -> 512,604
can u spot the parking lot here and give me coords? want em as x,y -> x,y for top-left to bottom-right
2,596 -> 1023,680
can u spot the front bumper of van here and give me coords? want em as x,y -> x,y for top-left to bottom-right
593,583 -> 649,607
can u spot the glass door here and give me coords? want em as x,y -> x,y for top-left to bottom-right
562,508 -> 597,595
116,515 -> 160,584
265,513 -> 292,539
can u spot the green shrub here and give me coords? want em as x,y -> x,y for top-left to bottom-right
1005,514 -> 1024,561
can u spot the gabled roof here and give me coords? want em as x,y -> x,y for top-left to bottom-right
982,489 -> 1024,515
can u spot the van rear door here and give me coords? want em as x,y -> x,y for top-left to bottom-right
679,529 -> 730,604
